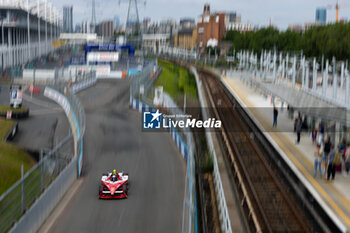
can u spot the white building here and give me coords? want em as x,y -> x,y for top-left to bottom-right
0,0 -> 62,71
142,34 -> 170,54
225,22 -> 254,32
81,20 -> 91,34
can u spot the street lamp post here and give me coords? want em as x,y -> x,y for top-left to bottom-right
38,0 -> 41,58
50,5 -> 52,49
45,0 -> 47,54
1,19 -> 4,74
27,0 -> 31,59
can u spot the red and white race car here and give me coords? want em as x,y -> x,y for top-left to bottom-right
98,171 -> 129,199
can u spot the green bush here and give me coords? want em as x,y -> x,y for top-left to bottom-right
156,60 -> 198,104
224,23 -> 350,60
201,154 -> 214,173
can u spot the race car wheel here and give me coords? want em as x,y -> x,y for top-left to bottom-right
124,184 -> 128,195
98,185 -> 101,196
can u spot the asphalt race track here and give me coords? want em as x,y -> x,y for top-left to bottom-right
48,80 -> 185,233
0,84 -> 70,151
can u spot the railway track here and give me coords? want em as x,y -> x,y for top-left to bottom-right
198,68 -> 312,233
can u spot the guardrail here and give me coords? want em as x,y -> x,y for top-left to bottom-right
71,74 -> 97,94
43,87 -> 86,177
129,60 -> 157,99
129,98 -> 196,233
191,66 -> 232,233
129,63 -> 196,233
1,70 -> 90,233
9,156 -> 77,233
0,133 -> 73,233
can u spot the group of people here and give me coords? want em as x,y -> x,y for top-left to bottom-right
314,134 -> 350,180
272,106 -> 350,180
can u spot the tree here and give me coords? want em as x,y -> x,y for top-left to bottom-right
224,23 -> 350,61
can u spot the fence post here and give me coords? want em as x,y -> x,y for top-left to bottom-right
341,62 -> 345,88
40,149 -> 44,192
21,164 -> 25,213
306,64 -> 309,90
323,60 -> 328,95
292,56 -> 296,88
313,58 -> 317,91
346,70 -> 349,105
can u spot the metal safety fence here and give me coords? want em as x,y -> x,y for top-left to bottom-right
129,61 -> 197,233
0,133 -> 73,233
191,66 -> 233,233
129,59 -> 157,100
46,70 -> 91,177
66,89 -> 86,176
0,68 -> 91,233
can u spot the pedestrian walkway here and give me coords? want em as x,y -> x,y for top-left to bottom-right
222,74 -> 350,232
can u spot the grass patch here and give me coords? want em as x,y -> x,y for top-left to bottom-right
0,105 -> 28,114
154,60 -> 198,106
0,119 -> 35,195
0,119 -> 14,139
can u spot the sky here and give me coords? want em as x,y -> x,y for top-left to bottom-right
54,0 -> 350,29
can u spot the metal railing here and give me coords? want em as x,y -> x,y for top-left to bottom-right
191,66 -> 232,233
129,61 -> 197,233
235,50 -> 350,110
47,70 -> 90,176
129,59 -> 157,99
0,67 -> 91,233
65,89 -> 86,176
0,133 -> 73,233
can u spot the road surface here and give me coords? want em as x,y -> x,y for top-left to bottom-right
46,79 -> 185,233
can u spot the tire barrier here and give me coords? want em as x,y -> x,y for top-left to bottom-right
0,108 -> 29,119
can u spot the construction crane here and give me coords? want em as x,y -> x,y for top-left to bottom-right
325,0 -> 350,23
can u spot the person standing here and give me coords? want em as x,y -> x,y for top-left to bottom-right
314,144 -> 322,178
327,145 -> 336,180
338,138 -> 346,157
344,143 -> 350,176
318,122 -> 325,145
296,118 -> 302,144
312,128 -> 317,145
273,106 -> 278,128
323,136 -> 331,177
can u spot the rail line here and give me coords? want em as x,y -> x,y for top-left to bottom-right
198,68 -> 312,233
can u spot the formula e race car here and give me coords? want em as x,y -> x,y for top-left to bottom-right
98,171 -> 129,199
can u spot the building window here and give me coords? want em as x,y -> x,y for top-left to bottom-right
216,16 -> 219,23
204,16 -> 210,23
199,41 -> 203,47
198,27 -> 204,33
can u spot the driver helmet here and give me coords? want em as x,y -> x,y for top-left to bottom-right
113,169 -> 117,175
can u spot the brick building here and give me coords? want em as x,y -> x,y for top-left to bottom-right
174,28 -> 197,50
196,4 -> 226,53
